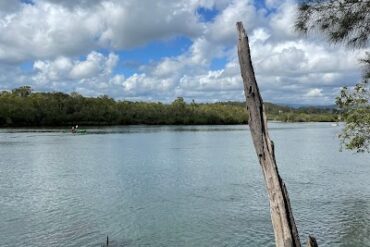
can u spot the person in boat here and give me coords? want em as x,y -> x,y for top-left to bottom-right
71,126 -> 76,133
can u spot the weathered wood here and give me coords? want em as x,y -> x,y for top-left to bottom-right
236,21 -> 303,247
307,235 -> 318,247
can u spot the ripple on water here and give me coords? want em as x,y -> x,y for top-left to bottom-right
0,124 -> 369,246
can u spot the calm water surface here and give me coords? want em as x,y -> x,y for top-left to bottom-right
0,123 -> 369,247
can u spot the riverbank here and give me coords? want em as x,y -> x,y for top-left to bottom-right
0,87 -> 338,127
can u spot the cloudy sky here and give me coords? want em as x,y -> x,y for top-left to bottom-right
0,0 -> 367,105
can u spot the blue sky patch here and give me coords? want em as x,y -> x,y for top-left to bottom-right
20,61 -> 34,73
113,36 -> 192,76
20,0 -> 34,5
210,57 -> 227,71
196,7 -> 219,22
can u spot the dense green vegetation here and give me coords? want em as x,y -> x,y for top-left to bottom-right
0,86 -> 338,127
336,81 -> 369,152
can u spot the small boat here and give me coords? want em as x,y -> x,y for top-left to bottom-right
331,123 -> 339,127
71,125 -> 87,134
75,129 -> 87,134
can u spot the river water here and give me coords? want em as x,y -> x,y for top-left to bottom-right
0,123 -> 369,247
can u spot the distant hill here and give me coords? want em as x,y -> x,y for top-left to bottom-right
283,103 -> 337,109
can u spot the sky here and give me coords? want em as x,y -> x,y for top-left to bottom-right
0,0 -> 367,105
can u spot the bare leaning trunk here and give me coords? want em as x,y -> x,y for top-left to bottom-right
307,235 -> 318,247
236,22 -> 317,247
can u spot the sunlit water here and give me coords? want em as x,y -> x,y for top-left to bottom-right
0,123 -> 369,247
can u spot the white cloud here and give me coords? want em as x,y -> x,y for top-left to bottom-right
206,0 -> 260,45
31,51 -> 121,96
39,0 -> 104,9
269,1 -> 299,40
0,0 -> 367,105
97,1 -> 205,49
89,0 -> 364,103
305,88 -> 323,97
0,2 -> 102,63
33,52 -> 118,82
0,0 -> 206,63
70,52 -> 118,79
250,28 -> 271,44
265,0 -> 282,9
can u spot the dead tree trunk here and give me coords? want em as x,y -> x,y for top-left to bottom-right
307,235 -> 318,247
236,22 -> 317,247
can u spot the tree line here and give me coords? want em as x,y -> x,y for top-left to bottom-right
0,86 -> 338,127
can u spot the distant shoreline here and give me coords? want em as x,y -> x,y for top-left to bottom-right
1,87 -> 339,127
0,121 -> 342,129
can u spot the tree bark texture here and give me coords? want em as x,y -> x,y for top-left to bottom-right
236,21 -> 302,247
